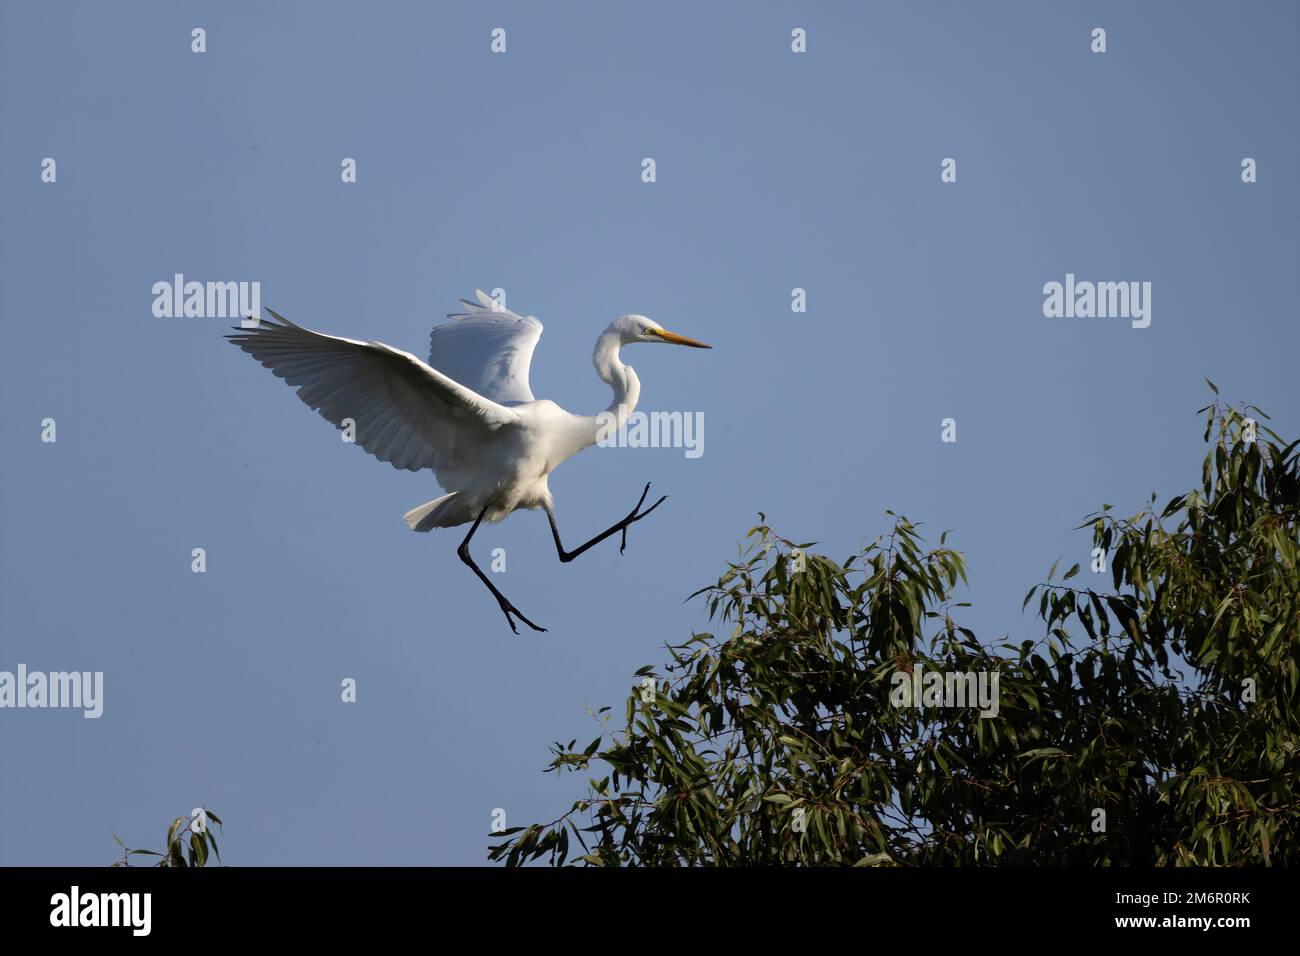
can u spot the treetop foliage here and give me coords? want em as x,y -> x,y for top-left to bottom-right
489,392 -> 1298,866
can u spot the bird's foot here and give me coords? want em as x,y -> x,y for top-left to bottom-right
497,597 -> 547,635
618,482 -> 669,554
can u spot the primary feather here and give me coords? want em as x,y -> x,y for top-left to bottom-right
226,307 -> 518,475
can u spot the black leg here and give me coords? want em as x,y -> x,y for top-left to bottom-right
547,482 -> 668,564
458,503 -> 546,634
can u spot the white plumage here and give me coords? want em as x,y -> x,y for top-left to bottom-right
429,292 -> 543,405
228,290 -> 710,632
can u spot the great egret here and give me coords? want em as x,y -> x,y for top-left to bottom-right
227,290 -> 711,633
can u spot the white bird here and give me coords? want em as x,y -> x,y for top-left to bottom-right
227,290 -> 711,632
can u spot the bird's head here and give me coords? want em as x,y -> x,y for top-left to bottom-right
611,314 -> 712,349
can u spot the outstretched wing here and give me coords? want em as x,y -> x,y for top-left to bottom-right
428,290 -> 543,406
228,309 -> 519,473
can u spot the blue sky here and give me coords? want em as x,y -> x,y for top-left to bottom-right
1,1 -> 1296,865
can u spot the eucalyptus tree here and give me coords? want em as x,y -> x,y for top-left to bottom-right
489,391 -> 1297,866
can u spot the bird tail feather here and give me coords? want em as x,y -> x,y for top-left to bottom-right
403,492 -> 461,532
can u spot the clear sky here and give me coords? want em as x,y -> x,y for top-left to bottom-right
2,1 -> 1296,865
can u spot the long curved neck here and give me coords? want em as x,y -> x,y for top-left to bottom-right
586,329 -> 640,446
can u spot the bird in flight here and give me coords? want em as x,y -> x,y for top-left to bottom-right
227,290 -> 711,633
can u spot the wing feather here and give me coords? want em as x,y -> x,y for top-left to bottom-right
428,290 -> 543,406
227,309 -> 519,473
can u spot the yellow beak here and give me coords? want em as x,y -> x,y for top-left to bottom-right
650,327 -> 712,349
